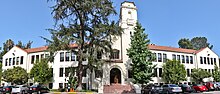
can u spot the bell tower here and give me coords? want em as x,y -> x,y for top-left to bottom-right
119,1 -> 137,61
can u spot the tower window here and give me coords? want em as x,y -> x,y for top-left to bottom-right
110,49 -> 120,59
128,11 -> 131,14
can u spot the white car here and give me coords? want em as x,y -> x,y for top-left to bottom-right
11,85 -> 29,94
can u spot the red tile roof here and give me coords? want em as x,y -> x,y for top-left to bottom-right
148,44 -> 197,54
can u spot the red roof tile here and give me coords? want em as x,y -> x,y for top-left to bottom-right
25,46 -> 48,53
148,44 -> 197,54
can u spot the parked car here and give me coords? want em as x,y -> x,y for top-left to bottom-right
11,85 -> 29,94
192,84 -> 208,92
162,84 -> 182,94
205,82 -> 215,91
214,82 -> 220,90
27,84 -> 50,94
141,84 -> 163,94
0,86 -> 4,93
2,86 -> 16,94
178,84 -> 194,93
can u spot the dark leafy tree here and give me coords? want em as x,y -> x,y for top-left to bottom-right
2,66 -> 28,85
162,60 -> 186,84
191,68 -> 211,84
191,37 -> 213,50
178,38 -> 193,49
0,63 -> 2,83
46,0 -> 121,90
30,59 -> 53,84
16,41 -> 33,49
127,22 -> 155,88
213,63 -> 220,82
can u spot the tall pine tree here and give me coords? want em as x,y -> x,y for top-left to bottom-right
127,22 -> 155,87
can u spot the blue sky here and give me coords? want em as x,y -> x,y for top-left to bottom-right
0,0 -> 220,56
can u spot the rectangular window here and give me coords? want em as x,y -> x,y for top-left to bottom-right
51,68 -> 53,77
95,70 -> 103,78
163,54 -> 167,62
36,55 -> 39,63
187,69 -> 190,77
153,53 -> 157,62
200,57 -> 203,64
154,68 -> 158,77
41,54 -> 44,59
16,57 -> 19,65
110,50 -> 120,59
186,56 -> 189,64
71,52 -> 76,61
158,53 -> 162,62
65,67 -> 69,77
181,55 -> 185,63
12,57 -> 15,65
45,54 -> 49,58
205,69 -> 207,72
31,55 -> 35,64
204,57 -> 207,64
5,58 -> 8,66
208,69 -> 211,73
97,51 -> 102,59
211,58 -> 213,65
59,83 -> 63,88
207,57 -> 210,65
172,54 -> 176,60
190,56 -> 193,64
20,56 -> 24,65
60,52 -> 64,62
214,58 -> 216,64
177,55 -> 180,61
9,58 -> 12,66
159,68 -> 162,77
212,69 -> 214,74
83,69 -> 87,77
49,83 -> 53,89
65,52 -> 70,61
59,68 -> 63,77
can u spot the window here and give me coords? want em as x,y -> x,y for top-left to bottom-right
59,68 -> 63,77
214,58 -> 216,64
60,52 -> 64,62
4,59 -> 8,66
71,52 -> 76,61
190,56 -> 193,64
205,69 -> 207,72
208,69 -> 211,73
49,83 -> 53,89
97,51 -> 102,59
45,54 -> 49,58
36,55 -> 39,63
95,70 -> 103,78
158,53 -> 162,62
65,52 -> 70,61
20,56 -> 23,64
181,55 -> 185,63
211,58 -> 213,65
186,56 -> 189,64
65,67 -> 69,77
200,57 -> 203,64
177,55 -> 180,61
59,83 -> 63,88
153,53 -> 157,62
41,54 -> 44,59
9,58 -> 11,66
82,69 -> 87,77
172,54 -> 176,60
204,57 -> 207,64
212,69 -> 214,74
31,55 -> 35,64
51,68 -> 53,77
163,54 -> 167,62
16,57 -> 19,65
110,49 -> 119,59
159,68 -> 162,77
154,68 -> 158,77
187,69 -> 190,77
207,57 -> 210,65
12,57 -> 15,65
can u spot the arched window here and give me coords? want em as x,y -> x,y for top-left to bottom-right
110,49 -> 120,59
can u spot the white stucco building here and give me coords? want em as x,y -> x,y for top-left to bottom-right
2,1 -> 219,93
